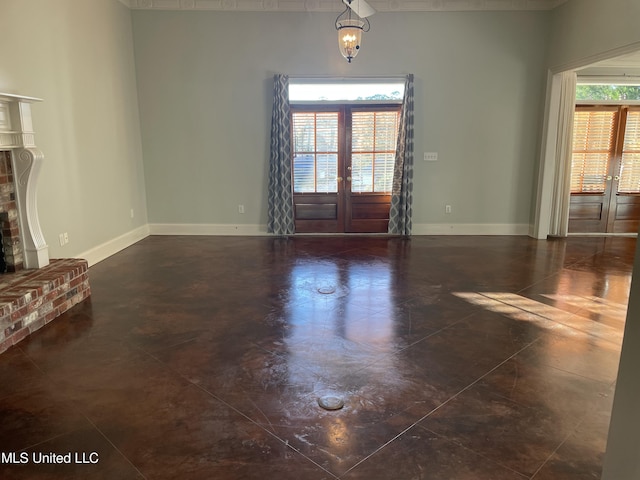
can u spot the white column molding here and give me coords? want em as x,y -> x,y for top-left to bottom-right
14,147 -> 49,268
0,93 -> 49,269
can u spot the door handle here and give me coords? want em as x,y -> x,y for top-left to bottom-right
614,176 -> 620,181
607,176 -> 613,181
337,177 -> 343,182
347,166 -> 352,171
347,176 -> 352,182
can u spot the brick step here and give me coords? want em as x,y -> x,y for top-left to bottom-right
0,259 -> 91,354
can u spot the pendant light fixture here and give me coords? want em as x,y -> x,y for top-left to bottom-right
335,0 -> 375,63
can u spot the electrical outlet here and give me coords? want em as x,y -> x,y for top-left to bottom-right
64,232 -> 69,244
445,205 -> 452,214
238,205 -> 245,214
59,233 -> 65,246
424,152 -> 438,162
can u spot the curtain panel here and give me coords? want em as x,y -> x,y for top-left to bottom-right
549,71 -> 577,237
388,74 -> 415,236
267,74 -> 295,235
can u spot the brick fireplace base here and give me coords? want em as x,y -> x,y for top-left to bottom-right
0,259 -> 90,354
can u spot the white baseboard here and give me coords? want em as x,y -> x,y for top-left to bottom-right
411,223 -> 530,236
74,223 -> 534,267
79,224 -> 150,267
148,223 -> 268,236
568,232 -> 638,237
149,223 -> 529,237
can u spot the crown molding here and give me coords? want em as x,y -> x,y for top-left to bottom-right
127,0 -> 568,12
118,0 -> 133,6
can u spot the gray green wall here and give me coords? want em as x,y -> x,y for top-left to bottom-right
132,10 -> 550,231
0,0 -> 147,260
549,0 -> 640,71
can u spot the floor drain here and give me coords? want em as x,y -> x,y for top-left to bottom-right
317,286 -> 336,295
318,395 -> 344,411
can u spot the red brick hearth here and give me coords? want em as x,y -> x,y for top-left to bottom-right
0,259 -> 90,354
0,151 -> 22,272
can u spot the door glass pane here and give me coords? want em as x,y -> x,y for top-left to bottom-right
571,110 -> 616,193
316,154 -> 338,193
571,153 -> 609,192
293,113 -> 315,151
316,115 -> 339,152
375,115 -> 398,151
618,111 -> 640,194
618,153 -> 640,193
374,153 -> 395,192
293,154 -> 315,193
292,112 -> 339,193
572,111 -> 615,151
351,153 -> 373,193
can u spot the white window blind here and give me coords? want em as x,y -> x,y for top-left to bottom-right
292,112 -> 339,193
619,110 -> 640,193
351,111 -> 399,193
571,109 -> 616,193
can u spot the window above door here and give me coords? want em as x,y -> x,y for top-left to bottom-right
576,80 -> 640,103
289,78 -> 405,104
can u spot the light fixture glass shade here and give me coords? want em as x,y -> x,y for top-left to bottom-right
336,19 -> 364,63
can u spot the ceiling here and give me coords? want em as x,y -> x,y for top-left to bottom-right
120,0 -> 568,12
586,50 -> 640,69
578,50 -> 640,78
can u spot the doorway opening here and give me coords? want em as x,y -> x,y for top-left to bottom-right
286,77 -> 406,234
291,105 -> 400,233
569,84 -> 640,234
532,47 -> 640,240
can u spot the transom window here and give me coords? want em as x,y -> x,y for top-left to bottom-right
289,80 -> 404,103
576,84 -> 640,102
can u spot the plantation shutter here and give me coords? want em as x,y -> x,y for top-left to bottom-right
571,107 -> 617,193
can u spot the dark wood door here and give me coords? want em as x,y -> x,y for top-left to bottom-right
292,108 -> 343,233
607,106 -> 640,233
569,105 -> 640,234
344,107 -> 398,233
292,106 -> 399,234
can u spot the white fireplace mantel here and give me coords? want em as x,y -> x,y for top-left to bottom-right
0,93 -> 49,269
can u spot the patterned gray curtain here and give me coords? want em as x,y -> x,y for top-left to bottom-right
388,74 -> 415,236
267,74 -> 295,235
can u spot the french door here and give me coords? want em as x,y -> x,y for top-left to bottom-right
291,105 -> 400,233
569,105 -> 640,233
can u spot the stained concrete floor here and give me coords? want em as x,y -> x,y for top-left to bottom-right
0,235 -> 633,479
